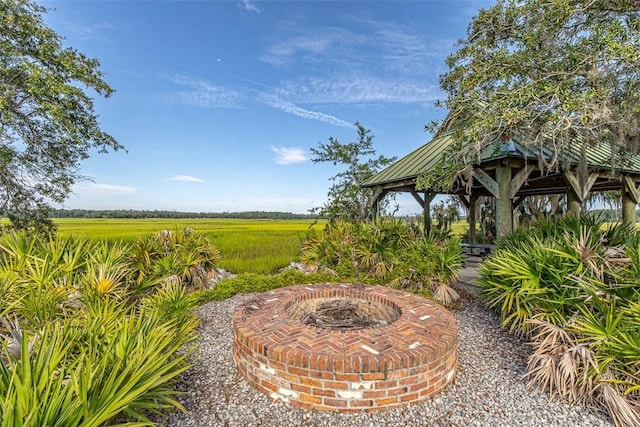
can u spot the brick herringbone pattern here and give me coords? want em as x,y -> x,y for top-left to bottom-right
233,284 -> 458,412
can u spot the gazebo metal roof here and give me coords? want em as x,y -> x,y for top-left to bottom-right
363,127 -> 640,240
363,131 -> 640,190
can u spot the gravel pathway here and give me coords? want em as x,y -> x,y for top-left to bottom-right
162,275 -> 614,427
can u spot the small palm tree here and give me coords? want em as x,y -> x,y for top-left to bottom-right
431,237 -> 464,305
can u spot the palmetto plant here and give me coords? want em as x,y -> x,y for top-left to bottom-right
0,275 -> 18,319
141,277 -> 198,324
0,235 -> 86,329
526,318 -> 598,404
0,306 -> 198,427
300,220 -> 358,277
300,219 -> 464,304
84,242 -> 132,298
431,237 -> 465,305
481,215 -> 640,426
0,322 -> 82,427
73,305 -> 198,426
0,229 -> 204,426
0,316 -> 32,360
131,227 -> 221,291
527,291 -> 640,427
0,232 -> 39,273
479,234 -> 560,335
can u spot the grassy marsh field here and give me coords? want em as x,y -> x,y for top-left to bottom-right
52,218 -> 469,274
54,218 -> 325,274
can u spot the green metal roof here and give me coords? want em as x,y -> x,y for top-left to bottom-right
362,131 -> 457,188
481,138 -> 640,174
363,132 -> 640,188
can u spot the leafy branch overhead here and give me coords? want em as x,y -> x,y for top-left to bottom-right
311,122 -> 396,221
420,0 -> 640,191
0,0 -> 123,232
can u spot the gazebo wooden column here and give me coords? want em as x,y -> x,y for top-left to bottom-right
495,166 -> 513,239
473,166 -> 512,239
409,190 -> 435,234
566,186 -> 581,214
469,196 -> 477,244
370,188 -> 388,220
473,163 -> 535,240
622,177 -> 639,226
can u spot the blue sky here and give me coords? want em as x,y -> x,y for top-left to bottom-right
41,0 -> 492,215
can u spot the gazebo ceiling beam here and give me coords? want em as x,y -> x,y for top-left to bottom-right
473,168 -> 499,198
374,179 -> 419,192
623,176 -> 640,204
563,170 -> 600,202
509,166 -> 536,199
410,190 -> 424,206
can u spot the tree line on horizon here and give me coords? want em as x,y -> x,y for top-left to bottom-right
47,209 -> 320,220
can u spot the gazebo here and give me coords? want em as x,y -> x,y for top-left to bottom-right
362,129 -> 640,242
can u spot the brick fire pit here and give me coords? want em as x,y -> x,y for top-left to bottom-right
233,283 -> 458,412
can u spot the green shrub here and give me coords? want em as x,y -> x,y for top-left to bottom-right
0,230 -> 202,426
0,305 -> 197,426
479,215 -> 640,426
299,219 -> 464,304
131,227 -> 221,292
141,278 -> 198,324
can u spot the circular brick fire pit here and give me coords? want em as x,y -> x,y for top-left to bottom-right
233,284 -> 458,412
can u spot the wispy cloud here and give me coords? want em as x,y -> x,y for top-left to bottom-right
260,29 -> 352,68
161,73 -> 353,128
74,183 -> 138,195
164,175 -> 204,183
281,75 -> 441,105
260,93 -> 352,127
239,0 -> 261,13
374,30 -> 452,74
260,17 -> 448,74
166,75 -> 244,108
257,16 -> 452,110
270,146 -> 309,165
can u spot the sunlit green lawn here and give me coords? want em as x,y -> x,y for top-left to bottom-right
450,221 -> 468,237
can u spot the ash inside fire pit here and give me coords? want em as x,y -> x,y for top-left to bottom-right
301,299 -> 387,329
287,295 -> 401,330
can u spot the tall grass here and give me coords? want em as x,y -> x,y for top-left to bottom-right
54,218 -> 324,274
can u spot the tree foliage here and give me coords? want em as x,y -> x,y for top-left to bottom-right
425,0 -> 640,188
311,123 -> 396,222
431,196 -> 461,232
0,0 -> 123,232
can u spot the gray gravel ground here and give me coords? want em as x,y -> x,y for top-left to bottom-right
161,274 -> 614,427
